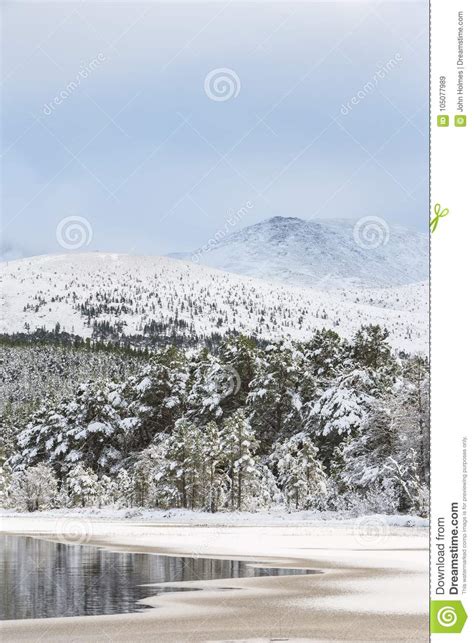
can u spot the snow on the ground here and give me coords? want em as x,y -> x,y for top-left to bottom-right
1,508 -> 428,635
172,216 -> 429,290
0,253 -> 428,352
0,507 -> 428,529
295,573 -> 426,614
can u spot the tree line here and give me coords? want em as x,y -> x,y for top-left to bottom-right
1,325 -> 429,516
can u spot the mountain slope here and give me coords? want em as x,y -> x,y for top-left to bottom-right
171,216 -> 428,289
0,253 -> 428,352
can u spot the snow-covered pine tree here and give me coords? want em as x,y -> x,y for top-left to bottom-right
218,335 -> 260,410
3,327 -> 429,517
201,420 -> 226,512
0,413 -> 17,468
131,452 -> 152,507
66,463 -> 100,507
97,474 -> 117,507
9,464 -> 58,512
340,399 -> 396,488
221,409 -> 259,511
0,462 -> 12,508
162,418 -> 201,509
112,468 -> 133,507
310,370 -> 375,473
271,433 -> 326,510
187,350 -> 242,423
11,401 -> 70,477
248,341 -> 302,451
383,449 -> 428,516
63,381 -> 126,473
131,443 -> 174,508
399,355 -> 429,484
340,384 -> 429,515
302,328 -> 348,381
125,346 -> 187,447
244,462 -> 281,511
352,324 -> 392,370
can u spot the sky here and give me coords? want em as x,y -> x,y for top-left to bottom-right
1,1 -> 429,260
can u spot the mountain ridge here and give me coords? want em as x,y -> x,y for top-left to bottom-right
170,216 -> 428,289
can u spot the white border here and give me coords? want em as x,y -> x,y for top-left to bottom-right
431,0 -> 473,638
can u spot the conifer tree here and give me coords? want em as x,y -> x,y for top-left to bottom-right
272,434 -> 326,509
248,342 -> 301,451
163,419 -> 201,508
10,464 -> 58,511
201,421 -> 226,512
66,464 -> 100,507
352,325 -> 392,370
222,410 -> 259,511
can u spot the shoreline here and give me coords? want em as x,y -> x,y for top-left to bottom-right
0,514 -> 429,642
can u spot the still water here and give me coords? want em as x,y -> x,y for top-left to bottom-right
0,534 -> 314,620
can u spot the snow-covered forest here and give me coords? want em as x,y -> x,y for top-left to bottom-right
1,325 -> 429,516
1,253 -> 429,353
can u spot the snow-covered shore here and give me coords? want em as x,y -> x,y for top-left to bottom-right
0,506 -> 429,528
0,511 -> 428,642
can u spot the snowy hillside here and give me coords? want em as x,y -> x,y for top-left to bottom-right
171,216 -> 428,289
0,253 -> 428,352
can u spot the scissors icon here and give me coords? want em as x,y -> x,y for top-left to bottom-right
430,203 -> 449,233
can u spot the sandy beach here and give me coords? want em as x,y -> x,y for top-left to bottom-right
0,513 -> 429,642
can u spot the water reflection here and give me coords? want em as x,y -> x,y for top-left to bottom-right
0,534 -> 314,620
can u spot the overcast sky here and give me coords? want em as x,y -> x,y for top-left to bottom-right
1,1 -> 428,259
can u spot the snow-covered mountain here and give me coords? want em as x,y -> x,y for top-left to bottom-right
0,253 -> 428,352
171,216 -> 428,289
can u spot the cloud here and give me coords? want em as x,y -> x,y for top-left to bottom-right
2,1 -> 428,258
0,239 -> 28,263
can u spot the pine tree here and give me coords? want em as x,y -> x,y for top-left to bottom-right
112,469 -> 133,506
4,328 -> 430,517
302,329 -> 348,381
163,418 -> 201,508
66,464 -> 100,507
126,346 -> 187,447
219,335 -> 259,409
352,325 -> 392,370
201,421 -> 226,512
248,342 -> 301,451
187,350 -> 241,423
222,410 -> 259,511
12,402 -> 69,477
9,464 -> 58,512
400,355 -> 429,484
0,462 -> 12,507
340,400 -> 397,490
311,370 -> 375,473
97,474 -> 116,507
272,434 -> 326,510
133,443 -> 174,508
384,449 -> 428,516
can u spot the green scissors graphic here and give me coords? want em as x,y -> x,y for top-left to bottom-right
430,203 -> 449,233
